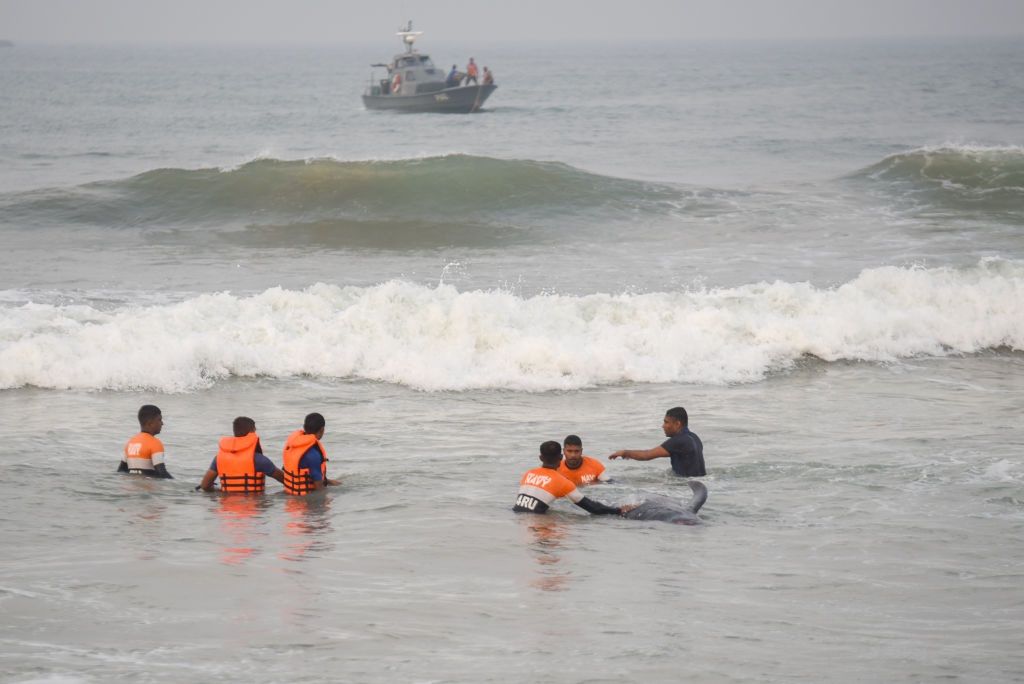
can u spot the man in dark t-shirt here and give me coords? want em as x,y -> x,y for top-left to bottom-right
609,406 -> 706,477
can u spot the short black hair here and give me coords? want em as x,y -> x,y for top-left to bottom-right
539,440 -> 562,466
137,404 -> 161,426
233,416 -> 256,437
665,406 -> 688,426
563,434 -> 582,447
303,412 -> 326,434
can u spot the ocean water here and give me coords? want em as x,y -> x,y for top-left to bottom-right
1,38 -> 1023,683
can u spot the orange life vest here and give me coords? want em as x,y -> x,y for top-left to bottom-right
467,61 -> 478,77
123,432 -> 165,473
215,432 -> 265,493
514,467 -> 582,513
281,430 -> 328,496
557,455 -> 607,486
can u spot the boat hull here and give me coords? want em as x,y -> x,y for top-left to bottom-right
363,84 -> 497,113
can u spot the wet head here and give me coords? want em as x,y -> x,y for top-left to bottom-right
562,434 -> 583,469
138,404 -> 163,436
662,406 -> 687,437
539,440 -> 562,468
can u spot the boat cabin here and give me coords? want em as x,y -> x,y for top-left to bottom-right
367,23 -> 447,97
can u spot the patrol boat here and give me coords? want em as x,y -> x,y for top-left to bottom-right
362,22 -> 497,114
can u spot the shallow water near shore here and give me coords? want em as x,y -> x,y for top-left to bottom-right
1,38 -> 1023,682
2,356 -> 1022,682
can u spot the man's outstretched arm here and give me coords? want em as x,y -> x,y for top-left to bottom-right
609,446 -> 670,462
575,497 -> 630,516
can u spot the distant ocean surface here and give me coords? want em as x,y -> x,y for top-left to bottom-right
1,38 -> 1022,683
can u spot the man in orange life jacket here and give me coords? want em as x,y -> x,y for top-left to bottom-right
196,417 -> 284,492
118,404 -> 173,478
557,434 -> 611,487
514,441 -> 632,515
280,412 -> 341,496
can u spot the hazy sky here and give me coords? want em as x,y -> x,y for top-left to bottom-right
2,0 -> 1023,44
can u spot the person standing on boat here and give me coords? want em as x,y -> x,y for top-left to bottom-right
465,58 -> 479,85
446,64 -> 461,87
482,67 -> 494,86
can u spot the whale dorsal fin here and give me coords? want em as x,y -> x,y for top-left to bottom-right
687,480 -> 708,514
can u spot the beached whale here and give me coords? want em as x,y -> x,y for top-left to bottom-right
624,481 -> 707,525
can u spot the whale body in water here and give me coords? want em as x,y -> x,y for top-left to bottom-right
623,481 -> 707,525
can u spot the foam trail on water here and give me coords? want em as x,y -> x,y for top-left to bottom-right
1,259 -> 1021,392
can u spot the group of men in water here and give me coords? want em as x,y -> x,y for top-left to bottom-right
120,404 -> 704,513
514,406 -> 706,516
119,405 -> 340,495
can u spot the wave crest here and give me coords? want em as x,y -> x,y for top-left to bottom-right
2,155 -> 701,231
851,145 -> 1024,212
2,259 -> 1021,392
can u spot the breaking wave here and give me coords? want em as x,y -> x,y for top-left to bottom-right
850,144 -> 1024,214
2,259 -> 1021,392
1,155 -> 714,231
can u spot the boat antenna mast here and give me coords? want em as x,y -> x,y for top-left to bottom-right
396,20 -> 422,53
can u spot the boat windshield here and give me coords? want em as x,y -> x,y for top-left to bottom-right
396,55 -> 434,68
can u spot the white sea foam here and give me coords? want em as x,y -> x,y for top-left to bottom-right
218,147 -> 278,172
216,150 -> 474,173
981,459 -> 1019,483
914,142 -> 1024,155
1,259 -> 1022,392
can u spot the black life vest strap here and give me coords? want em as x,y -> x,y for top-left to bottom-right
219,472 -> 266,492
282,468 -> 313,495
